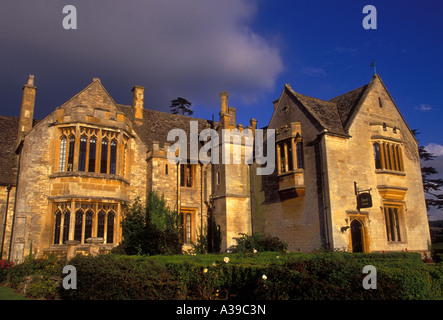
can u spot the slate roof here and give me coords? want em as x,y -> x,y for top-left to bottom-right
284,76 -> 374,136
0,116 -> 19,186
285,85 -> 347,136
117,104 -> 216,150
329,84 -> 369,129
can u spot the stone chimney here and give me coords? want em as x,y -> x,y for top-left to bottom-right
17,75 -> 37,143
219,91 -> 231,129
131,85 -> 145,120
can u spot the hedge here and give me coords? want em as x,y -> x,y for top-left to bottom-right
55,252 -> 443,300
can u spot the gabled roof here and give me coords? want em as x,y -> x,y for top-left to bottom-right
281,75 -> 386,136
328,83 -> 369,130
285,84 -> 348,136
58,78 -> 119,112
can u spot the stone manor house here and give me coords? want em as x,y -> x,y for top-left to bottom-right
0,74 -> 431,263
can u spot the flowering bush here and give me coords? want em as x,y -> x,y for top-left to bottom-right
229,233 -> 288,254
0,259 -> 14,283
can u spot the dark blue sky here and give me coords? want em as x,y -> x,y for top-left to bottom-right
1,0 -> 442,216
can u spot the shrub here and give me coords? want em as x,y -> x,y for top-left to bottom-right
119,193 -> 182,255
53,252 -> 443,300
230,233 -> 288,254
0,260 -> 14,283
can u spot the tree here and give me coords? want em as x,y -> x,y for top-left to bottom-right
117,193 -> 182,255
413,130 -> 443,210
169,97 -> 193,116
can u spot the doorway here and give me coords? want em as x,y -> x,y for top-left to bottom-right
350,219 -> 364,253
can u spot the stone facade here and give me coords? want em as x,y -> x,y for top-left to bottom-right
0,73 -> 431,262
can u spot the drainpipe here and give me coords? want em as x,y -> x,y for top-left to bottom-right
0,185 -> 12,260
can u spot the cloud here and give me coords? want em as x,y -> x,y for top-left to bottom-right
425,143 -> 443,157
301,67 -> 326,77
0,0 -> 284,114
415,104 -> 438,111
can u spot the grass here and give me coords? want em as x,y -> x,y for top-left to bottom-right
0,285 -> 30,300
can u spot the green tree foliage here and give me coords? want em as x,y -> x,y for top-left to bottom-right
169,97 -> 193,116
413,129 -> 443,210
117,192 -> 182,255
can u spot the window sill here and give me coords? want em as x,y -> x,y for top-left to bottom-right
277,169 -> 304,177
50,171 -> 130,185
375,169 -> 406,176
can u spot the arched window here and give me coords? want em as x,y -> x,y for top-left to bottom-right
373,142 -> 381,169
53,210 -> 62,245
59,136 -> 67,172
84,210 -> 93,242
67,135 -> 75,171
88,136 -> 97,172
78,135 -> 87,171
97,210 -> 106,238
62,210 -> 70,244
110,140 -> 117,175
100,138 -> 108,173
106,211 -> 115,243
296,141 -> 304,169
74,210 -> 83,242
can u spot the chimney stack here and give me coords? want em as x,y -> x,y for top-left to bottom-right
220,91 -> 228,114
17,75 -> 37,143
219,91 -> 231,129
131,85 -> 145,120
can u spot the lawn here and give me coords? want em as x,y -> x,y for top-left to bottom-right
0,285 -> 30,300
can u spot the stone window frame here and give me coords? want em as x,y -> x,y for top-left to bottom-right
372,140 -> 404,172
181,207 -> 197,244
180,163 -> 195,188
56,125 -> 129,178
52,201 -> 119,245
276,136 -> 304,175
382,203 -> 406,243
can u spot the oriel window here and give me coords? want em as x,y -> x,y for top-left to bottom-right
78,135 -> 87,171
296,141 -> 304,169
88,136 -> 96,172
100,138 -> 108,173
59,136 -> 67,172
67,135 -> 75,171
110,140 -> 117,175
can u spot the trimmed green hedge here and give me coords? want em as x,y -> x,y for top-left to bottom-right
57,252 -> 443,300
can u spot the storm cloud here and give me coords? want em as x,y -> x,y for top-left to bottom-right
0,0 -> 283,118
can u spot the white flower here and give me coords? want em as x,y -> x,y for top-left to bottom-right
262,274 -> 267,280
212,262 -> 216,266
276,256 -> 280,259
223,257 -> 230,264
253,248 -> 257,254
